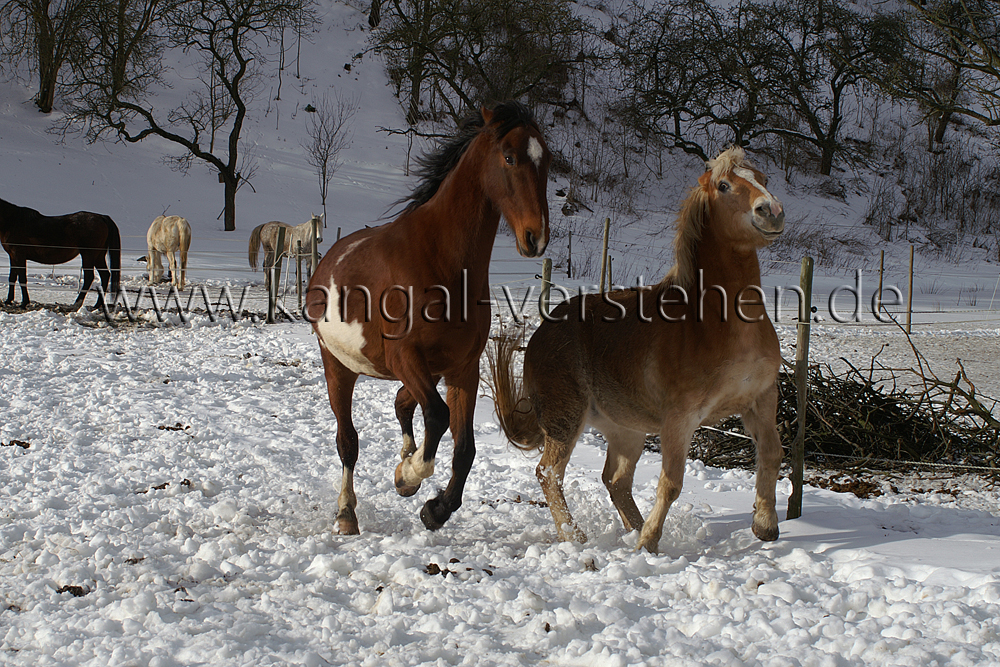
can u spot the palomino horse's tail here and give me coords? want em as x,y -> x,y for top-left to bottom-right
248,223 -> 265,270
486,328 -> 546,451
105,215 -> 122,300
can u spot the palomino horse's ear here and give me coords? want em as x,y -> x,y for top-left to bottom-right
481,106 -> 494,125
698,171 -> 714,189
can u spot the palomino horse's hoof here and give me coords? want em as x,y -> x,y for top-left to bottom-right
394,462 -> 421,497
336,508 -> 360,535
752,522 -> 779,542
419,498 -> 451,531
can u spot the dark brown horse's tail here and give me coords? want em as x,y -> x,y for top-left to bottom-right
106,216 -> 121,299
486,329 -> 546,451
248,223 -> 264,270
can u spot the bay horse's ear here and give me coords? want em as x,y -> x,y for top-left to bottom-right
481,106 -> 494,125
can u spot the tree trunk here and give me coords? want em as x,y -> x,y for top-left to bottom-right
819,145 -> 834,176
223,174 -> 237,231
35,28 -> 58,113
933,110 -> 953,145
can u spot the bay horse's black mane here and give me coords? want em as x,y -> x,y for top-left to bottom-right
398,101 -> 538,214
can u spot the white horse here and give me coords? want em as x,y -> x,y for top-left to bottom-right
143,215 -> 191,290
248,214 -> 323,291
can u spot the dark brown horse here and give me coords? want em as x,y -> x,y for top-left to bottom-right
488,146 -> 785,553
305,101 -> 551,535
0,197 -> 121,310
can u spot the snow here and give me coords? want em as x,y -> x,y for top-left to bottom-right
2,0 -> 1000,664
2,312 -> 1000,666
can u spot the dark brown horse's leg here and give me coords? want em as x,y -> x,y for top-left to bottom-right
6,258 -> 27,306
93,255 -> 111,311
71,262 -> 96,311
742,385 -> 782,541
392,359 -> 450,501
419,369 -> 479,530
319,345 -> 362,535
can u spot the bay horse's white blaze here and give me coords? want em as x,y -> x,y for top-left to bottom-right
315,280 -> 384,378
146,215 -> 191,290
489,146 -> 786,554
527,137 -> 544,168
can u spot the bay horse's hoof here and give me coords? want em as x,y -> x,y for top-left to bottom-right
394,462 -> 421,497
336,508 -> 360,535
419,498 -> 452,531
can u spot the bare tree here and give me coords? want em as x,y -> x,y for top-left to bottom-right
372,0 -> 584,125
0,0 -> 94,112
58,0 -> 317,231
301,92 -> 358,227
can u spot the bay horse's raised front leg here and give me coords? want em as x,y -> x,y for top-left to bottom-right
742,384 -> 783,541
395,386 -> 418,462
419,368 -> 479,530
319,346 -> 362,535
639,415 -> 699,553
393,358 -> 449,501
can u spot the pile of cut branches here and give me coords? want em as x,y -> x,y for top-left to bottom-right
649,346 -> 999,475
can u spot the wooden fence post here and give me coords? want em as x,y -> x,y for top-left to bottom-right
907,245 -> 915,333
311,217 -> 320,281
540,258 -> 552,318
599,218 -> 610,293
268,226 -> 287,324
787,255 -> 813,521
567,230 -> 572,279
296,240 -> 303,312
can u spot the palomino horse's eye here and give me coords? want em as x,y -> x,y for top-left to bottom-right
505,155 -> 515,166
718,181 -> 730,192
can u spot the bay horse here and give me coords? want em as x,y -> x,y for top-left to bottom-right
142,215 -> 191,290
248,214 -> 323,291
305,101 -> 551,535
0,197 -> 121,310
488,146 -> 785,553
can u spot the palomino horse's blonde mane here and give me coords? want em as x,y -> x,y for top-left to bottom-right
665,146 -> 748,290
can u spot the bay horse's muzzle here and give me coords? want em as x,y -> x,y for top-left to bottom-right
518,227 -> 547,258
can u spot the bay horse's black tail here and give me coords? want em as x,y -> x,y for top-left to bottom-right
105,216 -> 122,300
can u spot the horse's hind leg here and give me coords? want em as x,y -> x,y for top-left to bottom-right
742,385 -> 782,541
6,259 -> 28,306
72,261 -> 97,311
178,247 -> 188,291
167,250 -> 179,289
94,255 -> 111,310
420,366 -> 478,530
601,426 -> 646,533
319,345 -> 362,535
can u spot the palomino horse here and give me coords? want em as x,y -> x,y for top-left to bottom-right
248,214 -> 323,291
0,197 -> 121,310
488,146 -> 785,553
142,215 -> 192,290
305,101 -> 551,535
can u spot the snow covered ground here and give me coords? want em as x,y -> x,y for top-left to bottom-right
2,311 -> 999,666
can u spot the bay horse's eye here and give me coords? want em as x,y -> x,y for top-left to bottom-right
718,181 -> 730,192
505,155 -> 515,166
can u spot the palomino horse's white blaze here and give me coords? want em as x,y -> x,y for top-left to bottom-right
733,167 -> 783,218
528,137 -> 544,168
146,215 -> 191,291
315,280 -> 384,378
